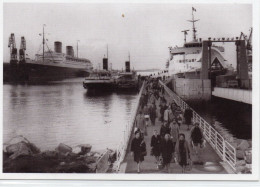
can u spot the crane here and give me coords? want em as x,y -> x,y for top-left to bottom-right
8,33 -> 18,65
239,28 -> 252,51
19,36 -> 26,63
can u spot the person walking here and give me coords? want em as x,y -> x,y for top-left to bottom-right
160,121 -> 171,139
131,131 -> 147,173
160,134 -> 174,173
149,103 -> 157,126
184,107 -> 193,130
190,123 -> 203,155
159,101 -> 167,123
150,130 -> 161,168
170,120 -> 180,154
135,111 -> 146,135
175,133 -> 191,173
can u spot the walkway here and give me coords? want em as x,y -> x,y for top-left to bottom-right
122,86 -> 228,174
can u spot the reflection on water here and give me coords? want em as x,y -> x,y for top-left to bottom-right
3,79 -> 138,152
190,97 -> 252,140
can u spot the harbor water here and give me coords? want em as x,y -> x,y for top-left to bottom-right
3,78 -> 139,152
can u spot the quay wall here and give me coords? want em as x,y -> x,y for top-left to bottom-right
171,78 -> 211,102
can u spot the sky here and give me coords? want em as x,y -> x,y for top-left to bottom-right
3,3 -> 252,70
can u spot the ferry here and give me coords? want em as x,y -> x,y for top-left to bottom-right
168,8 -> 228,79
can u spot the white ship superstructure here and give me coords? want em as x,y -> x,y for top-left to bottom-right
168,8 -> 228,77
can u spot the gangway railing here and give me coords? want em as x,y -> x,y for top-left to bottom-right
159,80 -> 237,172
114,82 -> 145,172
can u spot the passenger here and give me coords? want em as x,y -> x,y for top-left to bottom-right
175,133 -> 191,173
170,120 -> 179,154
160,101 -> 167,122
184,107 -> 193,130
135,111 -> 146,135
160,134 -> 174,173
190,123 -> 203,155
149,103 -> 157,126
131,131 -> 146,173
160,121 -> 171,139
150,130 -> 161,168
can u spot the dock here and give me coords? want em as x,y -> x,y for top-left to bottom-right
115,80 -> 237,174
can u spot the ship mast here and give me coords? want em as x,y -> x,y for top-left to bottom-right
42,24 -> 46,63
77,40 -> 80,58
188,7 -> 199,42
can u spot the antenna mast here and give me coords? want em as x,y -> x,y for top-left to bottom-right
187,7 -> 199,41
181,30 -> 189,43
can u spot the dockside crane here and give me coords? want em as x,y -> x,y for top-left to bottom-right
239,28 -> 252,51
8,33 -> 18,65
19,36 -> 26,63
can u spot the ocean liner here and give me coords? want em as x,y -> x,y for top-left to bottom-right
4,26 -> 93,83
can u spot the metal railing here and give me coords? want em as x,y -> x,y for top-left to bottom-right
114,82 -> 145,172
96,150 -> 110,173
159,80 -> 237,171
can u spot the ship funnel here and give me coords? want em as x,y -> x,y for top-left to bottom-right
54,41 -> 62,53
103,58 -> 108,71
125,61 -> 130,72
66,46 -> 74,57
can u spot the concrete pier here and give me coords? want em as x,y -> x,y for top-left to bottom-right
119,81 -> 232,174
212,87 -> 252,104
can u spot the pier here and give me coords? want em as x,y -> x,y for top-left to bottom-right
212,87 -> 252,104
114,80 -> 241,174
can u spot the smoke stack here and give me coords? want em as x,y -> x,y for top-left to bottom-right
125,61 -> 130,72
103,58 -> 108,70
66,46 -> 74,57
54,41 -> 62,53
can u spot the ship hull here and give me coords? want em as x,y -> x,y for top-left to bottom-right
83,81 -> 115,90
3,62 -> 90,83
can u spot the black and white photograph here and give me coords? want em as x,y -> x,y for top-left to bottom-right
1,0 -> 259,181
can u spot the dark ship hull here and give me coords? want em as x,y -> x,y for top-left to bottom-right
3,62 -> 90,83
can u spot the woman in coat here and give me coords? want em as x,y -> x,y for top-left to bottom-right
149,103 -> 157,126
170,120 -> 180,153
160,134 -> 174,173
131,131 -> 146,173
175,133 -> 191,173
150,130 -> 161,168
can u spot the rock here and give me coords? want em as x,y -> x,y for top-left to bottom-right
236,149 -> 245,159
235,159 -> 246,167
237,140 -> 250,151
236,138 -> 243,145
42,150 -> 58,158
108,150 -> 117,163
8,135 -> 30,145
236,165 -> 246,173
79,144 -> 92,154
244,149 -> 252,164
93,152 -> 101,158
27,142 -> 40,154
6,142 -> 33,159
230,142 -> 238,149
88,163 -> 97,172
55,143 -> 72,154
248,140 -> 252,148
60,162 -> 66,166
72,146 -> 81,154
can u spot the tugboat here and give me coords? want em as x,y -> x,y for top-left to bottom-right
115,53 -> 138,90
83,46 -> 115,90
